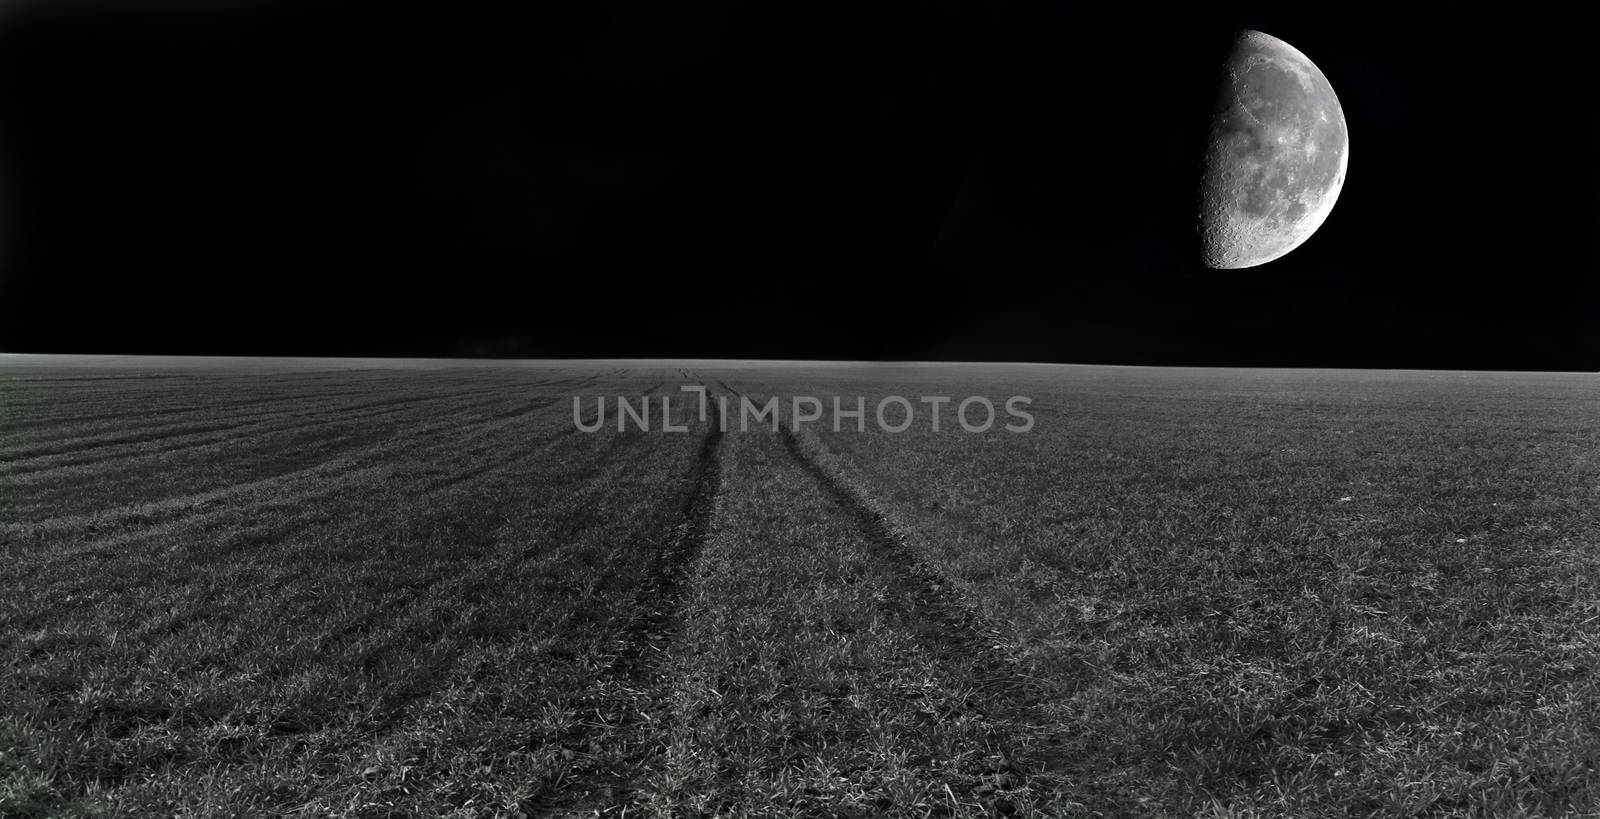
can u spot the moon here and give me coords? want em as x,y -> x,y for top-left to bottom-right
1199,30 -> 1348,269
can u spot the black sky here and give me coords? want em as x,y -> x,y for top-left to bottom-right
0,2 -> 1594,368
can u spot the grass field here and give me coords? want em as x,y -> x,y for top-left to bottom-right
2,357 -> 1598,817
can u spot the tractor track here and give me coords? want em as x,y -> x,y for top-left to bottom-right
607,404 -> 723,687
777,425 -> 1072,794
539,386 -> 726,813
717,383 -> 1028,684
712,379 -> 1069,799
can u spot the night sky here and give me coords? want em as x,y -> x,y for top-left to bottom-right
0,2 -> 1594,368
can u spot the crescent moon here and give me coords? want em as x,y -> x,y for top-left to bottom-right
1199,30 -> 1348,269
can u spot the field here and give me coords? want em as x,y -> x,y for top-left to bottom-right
2,356 -> 1598,817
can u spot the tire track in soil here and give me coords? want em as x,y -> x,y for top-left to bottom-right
704,381 -> 1072,803
538,390 -> 726,814
777,426 -> 1074,799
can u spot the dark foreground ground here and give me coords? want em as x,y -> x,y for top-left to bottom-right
2,357 -> 1598,817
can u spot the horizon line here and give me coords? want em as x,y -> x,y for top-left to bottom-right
0,353 -> 1594,376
